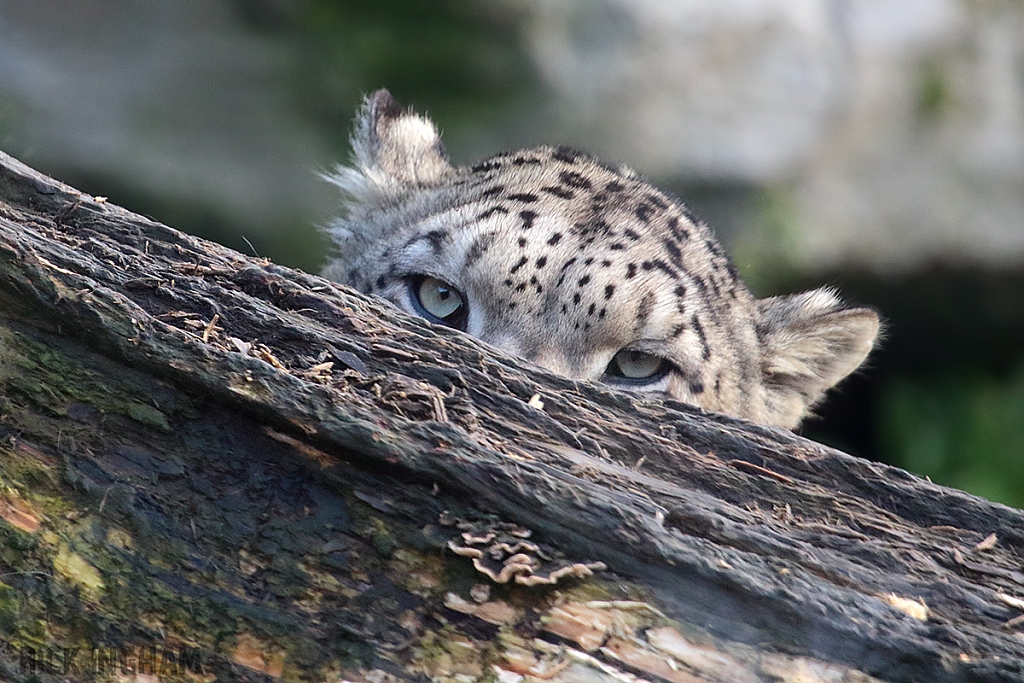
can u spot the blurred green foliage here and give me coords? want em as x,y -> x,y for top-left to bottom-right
879,367 -> 1024,509
727,186 -> 803,294
915,60 -> 949,121
291,0 -> 536,151
763,267 -> 1024,509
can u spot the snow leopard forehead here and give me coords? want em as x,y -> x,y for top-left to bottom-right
329,142 -> 759,396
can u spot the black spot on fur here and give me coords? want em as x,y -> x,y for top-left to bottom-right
477,206 -> 509,220
560,257 -> 577,272
375,274 -> 387,289
543,186 -> 575,200
587,303 -> 596,316
635,294 -> 654,330
724,259 -> 741,282
510,256 -> 528,274
547,233 -> 563,246
584,257 -> 595,266
670,323 -> 685,338
667,216 -> 691,242
609,243 -> 626,251
646,194 -> 668,209
512,156 -> 542,166
604,284 -> 615,300
559,171 -> 592,190
607,180 -> 625,192
503,278 -> 513,286
626,263 -> 637,279
648,259 -> 680,279
520,210 -> 537,229
577,275 -> 591,287
465,231 -> 497,267
552,146 -> 582,164
421,230 -> 448,254
509,193 -> 539,203
535,256 -> 548,269
518,237 -> 527,248
572,293 -> 581,305
692,315 -> 711,360
599,308 -> 606,319
664,240 -> 684,269
481,185 -> 504,198
705,238 -> 724,258
689,382 -> 705,395
574,219 -> 613,242
623,228 -> 642,241
515,282 -> 527,292
674,284 -> 687,298
635,203 -> 653,223
601,259 -> 612,267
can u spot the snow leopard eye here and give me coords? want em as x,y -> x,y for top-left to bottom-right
408,275 -> 468,331
603,349 -> 670,385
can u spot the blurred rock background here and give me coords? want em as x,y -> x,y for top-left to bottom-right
2,0 -> 1023,505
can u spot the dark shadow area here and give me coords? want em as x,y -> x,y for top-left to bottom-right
777,266 -> 1024,508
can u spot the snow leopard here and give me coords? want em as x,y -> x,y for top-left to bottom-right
322,89 -> 879,429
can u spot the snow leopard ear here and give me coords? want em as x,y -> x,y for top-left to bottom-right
756,288 -> 880,429
350,89 -> 452,189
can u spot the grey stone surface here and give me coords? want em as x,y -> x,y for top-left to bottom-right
515,0 -> 1024,271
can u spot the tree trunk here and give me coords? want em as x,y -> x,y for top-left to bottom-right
0,150 -> 1022,683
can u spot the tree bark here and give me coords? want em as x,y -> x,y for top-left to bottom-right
0,150 -> 1022,683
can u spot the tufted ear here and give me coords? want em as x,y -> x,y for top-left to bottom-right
757,288 -> 880,429
349,89 -> 452,189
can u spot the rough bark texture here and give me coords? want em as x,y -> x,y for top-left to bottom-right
0,150 -> 1023,683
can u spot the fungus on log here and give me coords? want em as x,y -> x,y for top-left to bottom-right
0,150 -> 1023,683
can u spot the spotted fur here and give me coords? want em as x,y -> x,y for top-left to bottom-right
323,90 -> 880,429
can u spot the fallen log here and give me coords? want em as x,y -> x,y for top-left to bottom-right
0,150 -> 1022,683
